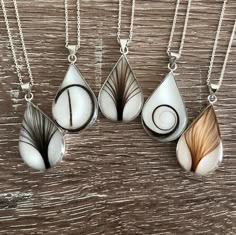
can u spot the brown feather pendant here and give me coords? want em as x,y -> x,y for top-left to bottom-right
98,54 -> 144,122
176,105 -> 223,176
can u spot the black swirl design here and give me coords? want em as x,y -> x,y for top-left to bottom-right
143,104 -> 179,139
19,102 -> 64,169
54,84 -> 96,132
101,55 -> 142,121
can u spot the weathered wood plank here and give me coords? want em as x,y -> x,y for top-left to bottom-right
0,0 -> 235,234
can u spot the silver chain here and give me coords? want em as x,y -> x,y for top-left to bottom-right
65,0 -> 80,49
167,0 -> 192,58
117,0 -> 135,45
1,0 -> 34,88
207,0 -> 235,93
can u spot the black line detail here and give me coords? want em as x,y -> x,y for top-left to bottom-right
67,89 -> 73,127
142,104 -> 179,139
102,55 -> 142,121
19,103 -> 61,169
54,84 -> 95,132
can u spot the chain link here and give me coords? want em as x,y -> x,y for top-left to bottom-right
207,0 -> 227,87
117,0 -> 135,45
65,0 -> 80,49
219,20 -> 236,87
207,0 -> 235,93
167,0 -> 192,58
1,0 -> 34,87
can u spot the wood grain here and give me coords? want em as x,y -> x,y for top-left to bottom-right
0,0 -> 235,234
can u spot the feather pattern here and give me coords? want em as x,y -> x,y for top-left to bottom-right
19,102 -> 65,170
176,105 -> 223,175
98,55 -> 143,121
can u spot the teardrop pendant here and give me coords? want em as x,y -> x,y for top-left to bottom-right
98,54 -> 144,122
176,105 -> 223,176
141,72 -> 188,142
52,64 -> 98,131
19,102 -> 65,171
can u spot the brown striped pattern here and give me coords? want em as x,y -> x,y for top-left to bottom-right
184,105 -> 221,171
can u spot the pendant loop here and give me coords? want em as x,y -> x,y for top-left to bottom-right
25,92 -> 34,102
119,39 -> 128,55
168,52 -> 180,72
208,94 -> 217,104
21,82 -> 33,101
67,45 -> 78,63
68,54 -> 77,64
168,63 -> 177,72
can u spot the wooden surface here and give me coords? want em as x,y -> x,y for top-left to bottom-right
0,0 -> 236,234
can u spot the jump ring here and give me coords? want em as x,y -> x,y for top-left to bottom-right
25,92 -> 34,102
208,94 -> 217,104
120,46 -> 129,55
168,63 -> 177,71
68,54 -> 77,64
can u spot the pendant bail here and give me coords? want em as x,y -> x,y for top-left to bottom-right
207,83 -> 220,105
21,82 -> 31,92
209,83 -> 220,94
168,52 -> 180,71
119,39 -> 128,55
67,45 -> 78,64
21,82 -> 33,102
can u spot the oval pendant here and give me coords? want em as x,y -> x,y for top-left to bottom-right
176,105 -> 223,176
98,55 -> 144,122
141,72 -> 188,142
19,102 -> 65,171
52,64 -> 98,131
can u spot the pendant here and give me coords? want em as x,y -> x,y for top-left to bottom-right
52,64 -> 98,131
98,51 -> 144,122
141,72 -> 188,142
176,105 -> 223,176
19,102 -> 65,171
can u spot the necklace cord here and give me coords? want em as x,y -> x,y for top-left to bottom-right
65,0 -> 80,50
167,0 -> 192,60
1,0 -> 34,89
207,0 -> 227,90
219,20 -> 236,87
117,0 -> 135,46
207,0 -> 235,94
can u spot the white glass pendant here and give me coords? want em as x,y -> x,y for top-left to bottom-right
52,64 -> 98,131
141,72 -> 188,142
176,105 -> 223,176
19,102 -> 65,171
98,54 -> 143,122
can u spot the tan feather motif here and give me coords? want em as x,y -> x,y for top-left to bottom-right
184,105 -> 221,171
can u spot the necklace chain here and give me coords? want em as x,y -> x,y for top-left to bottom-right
117,0 -> 135,45
167,0 -> 192,58
65,0 -> 80,49
1,0 -> 34,87
207,0 -> 235,93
